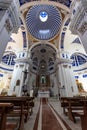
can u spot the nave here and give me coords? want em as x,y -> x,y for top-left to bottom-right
24,98 -> 81,130
0,1 -> 87,130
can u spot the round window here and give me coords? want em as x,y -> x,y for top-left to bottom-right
39,11 -> 48,22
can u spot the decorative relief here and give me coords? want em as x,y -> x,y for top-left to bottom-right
78,22 -> 87,35
5,19 -> 12,33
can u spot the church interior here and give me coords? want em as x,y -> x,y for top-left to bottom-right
0,0 -> 87,130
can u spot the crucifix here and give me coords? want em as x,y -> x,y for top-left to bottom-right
22,69 -> 29,95
23,69 -> 29,84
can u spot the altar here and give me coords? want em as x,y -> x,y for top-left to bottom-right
38,90 -> 50,98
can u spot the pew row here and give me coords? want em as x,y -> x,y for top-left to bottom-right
0,96 -> 34,130
60,97 -> 87,130
0,103 -> 17,130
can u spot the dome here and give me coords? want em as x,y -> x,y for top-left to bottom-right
26,5 -> 62,40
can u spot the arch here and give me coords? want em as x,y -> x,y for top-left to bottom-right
29,41 -> 58,53
41,75 -> 46,84
2,52 -> 17,66
29,42 -> 58,74
20,1 -> 70,13
70,53 -> 87,66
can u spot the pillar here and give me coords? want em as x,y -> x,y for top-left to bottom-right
8,51 -> 30,96
58,63 -> 78,97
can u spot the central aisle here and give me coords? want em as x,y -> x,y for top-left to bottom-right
33,98 -> 69,130
42,98 -> 63,130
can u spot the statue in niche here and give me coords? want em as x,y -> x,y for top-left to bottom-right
78,22 -> 87,35
41,76 -> 46,84
5,19 -> 12,32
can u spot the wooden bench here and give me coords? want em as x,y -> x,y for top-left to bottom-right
60,97 -> 80,116
0,96 -> 34,130
61,97 -> 87,130
0,103 -> 17,130
75,99 -> 87,130
28,97 -> 34,115
60,97 -> 84,122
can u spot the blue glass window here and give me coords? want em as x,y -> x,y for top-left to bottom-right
0,74 -> 3,77
22,53 -> 25,57
77,56 -> 86,65
72,38 -> 81,44
22,32 -> 27,48
62,54 -> 65,58
71,53 -> 87,66
83,74 -> 87,78
64,18 -> 70,26
2,53 -> 16,66
61,32 -> 65,49
75,76 -> 79,78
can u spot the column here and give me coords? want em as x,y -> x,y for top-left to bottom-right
58,63 -> 78,97
57,51 -> 78,97
0,1 -> 20,62
8,51 -> 30,96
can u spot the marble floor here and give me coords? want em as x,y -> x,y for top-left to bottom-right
24,98 -> 81,130
49,98 -> 81,130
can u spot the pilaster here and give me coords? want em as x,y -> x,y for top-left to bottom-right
57,51 -> 78,97
8,50 -> 30,96
0,0 -> 20,61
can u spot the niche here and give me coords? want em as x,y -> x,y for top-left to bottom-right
40,75 -> 46,84
16,79 -> 20,86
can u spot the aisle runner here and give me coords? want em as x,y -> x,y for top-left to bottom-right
33,98 -> 71,130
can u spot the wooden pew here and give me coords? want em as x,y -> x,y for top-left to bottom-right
28,97 -> 34,115
75,99 -> 87,130
60,97 -> 84,122
0,96 -> 33,130
20,96 -> 34,122
60,97 -> 69,115
0,103 -> 17,130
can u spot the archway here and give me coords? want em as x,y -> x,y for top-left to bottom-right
29,42 -> 58,97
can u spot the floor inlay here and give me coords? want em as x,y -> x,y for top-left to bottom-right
33,98 -> 71,130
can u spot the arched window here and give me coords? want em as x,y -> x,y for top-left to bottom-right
2,53 -> 16,66
41,76 -> 46,84
70,53 -> 87,66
